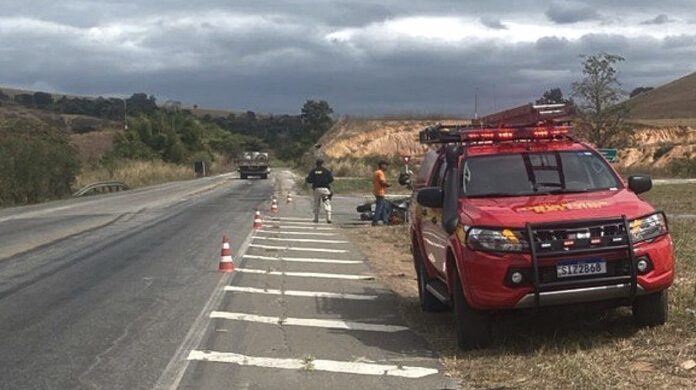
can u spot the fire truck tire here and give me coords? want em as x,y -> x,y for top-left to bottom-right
416,258 -> 449,312
240,174 -> 248,180
453,274 -> 491,350
633,289 -> 668,326
261,174 -> 268,180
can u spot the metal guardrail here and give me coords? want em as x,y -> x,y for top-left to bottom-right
73,181 -> 130,197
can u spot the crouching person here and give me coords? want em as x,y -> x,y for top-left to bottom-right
306,159 -> 334,223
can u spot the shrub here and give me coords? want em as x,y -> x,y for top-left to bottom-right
0,119 -> 80,206
653,143 -> 674,160
668,158 -> 696,178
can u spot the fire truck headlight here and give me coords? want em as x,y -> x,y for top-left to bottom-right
467,227 -> 529,253
629,213 -> 668,243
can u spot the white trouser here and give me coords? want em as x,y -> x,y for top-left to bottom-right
313,187 -> 332,221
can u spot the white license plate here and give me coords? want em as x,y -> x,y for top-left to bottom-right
557,260 -> 607,278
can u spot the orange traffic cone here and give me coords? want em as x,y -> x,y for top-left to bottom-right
286,193 -> 293,203
270,197 -> 278,213
218,235 -> 235,272
253,210 -> 263,229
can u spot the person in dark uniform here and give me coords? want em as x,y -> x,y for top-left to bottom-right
306,159 -> 334,223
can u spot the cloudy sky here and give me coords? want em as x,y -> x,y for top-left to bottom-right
0,0 -> 694,115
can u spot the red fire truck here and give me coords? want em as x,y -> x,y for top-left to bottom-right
409,104 -> 674,349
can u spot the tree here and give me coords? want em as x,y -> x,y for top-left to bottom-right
14,94 -> 35,108
33,92 -> 54,109
630,86 -> 654,98
300,100 -> 334,143
536,88 -> 573,105
572,53 -> 631,147
126,93 -> 157,116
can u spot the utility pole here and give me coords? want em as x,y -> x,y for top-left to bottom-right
123,98 -> 128,130
474,87 -> 479,120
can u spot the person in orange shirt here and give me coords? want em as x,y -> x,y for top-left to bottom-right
372,160 -> 391,226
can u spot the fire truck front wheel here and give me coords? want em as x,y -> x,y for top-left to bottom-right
633,289 -> 668,327
453,273 -> 492,350
416,257 -> 449,312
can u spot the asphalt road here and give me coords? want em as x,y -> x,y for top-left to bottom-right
0,173 -> 453,389
0,175 -> 272,389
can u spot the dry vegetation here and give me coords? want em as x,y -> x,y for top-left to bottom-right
77,159 -> 193,189
627,72 -> 696,120
343,185 -> 696,389
69,130 -> 116,166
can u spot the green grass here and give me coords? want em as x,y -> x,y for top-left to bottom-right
641,183 -> 696,214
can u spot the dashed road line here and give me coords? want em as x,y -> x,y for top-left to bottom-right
210,311 -> 408,332
266,221 -> 329,226
256,230 -> 337,236
249,243 -> 348,253
235,268 -> 374,280
264,217 -> 315,221
243,254 -> 362,264
265,225 -> 335,231
253,236 -> 349,244
187,350 -> 439,378
223,285 -> 377,300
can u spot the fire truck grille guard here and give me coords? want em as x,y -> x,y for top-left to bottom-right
524,216 -> 638,308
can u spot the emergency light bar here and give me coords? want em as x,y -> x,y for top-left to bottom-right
419,125 -> 571,145
419,102 -> 574,145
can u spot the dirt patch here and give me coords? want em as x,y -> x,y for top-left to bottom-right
343,222 -> 696,389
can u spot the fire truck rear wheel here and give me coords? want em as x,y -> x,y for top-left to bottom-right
632,289 -> 668,327
453,274 -> 492,350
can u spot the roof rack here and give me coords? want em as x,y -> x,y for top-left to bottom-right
475,103 -> 573,127
419,103 -> 575,145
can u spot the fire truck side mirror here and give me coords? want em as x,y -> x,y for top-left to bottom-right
628,175 -> 652,194
417,187 -> 443,208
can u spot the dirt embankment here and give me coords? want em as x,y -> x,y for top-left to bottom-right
620,127 -> 696,168
318,117 -> 467,159
319,117 -> 696,169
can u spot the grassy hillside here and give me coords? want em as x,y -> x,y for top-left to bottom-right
627,71 -> 696,120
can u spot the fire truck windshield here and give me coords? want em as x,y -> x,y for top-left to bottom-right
462,151 -> 621,197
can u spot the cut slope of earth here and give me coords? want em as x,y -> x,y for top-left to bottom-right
318,117 -> 468,159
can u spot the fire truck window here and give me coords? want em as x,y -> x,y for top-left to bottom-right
463,151 -> 620,197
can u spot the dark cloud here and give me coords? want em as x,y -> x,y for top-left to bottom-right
480,17 -> 507,30
0,1 -> 694,115
546,1 -> 601,24
641,14 -> 672,25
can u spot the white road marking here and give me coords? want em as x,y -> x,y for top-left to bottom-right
210,311 -> 408,332
253,236 -> 349,244
243,254 -> 362,264
249,244 -> 348,253
223,285 -> 377,300
187,350 -> 439,379
266,221 -> 328,226
256,230 -> 337,236
266,225 -> 335,231
235,268 -> 374,280
264,217 -> 315,221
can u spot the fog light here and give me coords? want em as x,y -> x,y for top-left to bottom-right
636,259 -> 649,273
511,272 -> 523,284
